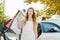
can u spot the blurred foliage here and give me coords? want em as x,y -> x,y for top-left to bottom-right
24,0 -> 60,18
0,3 -> 8,28
36,10 -> 43,17
24,0 -> 37,3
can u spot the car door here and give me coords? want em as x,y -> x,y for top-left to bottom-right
38,22 -> 60,40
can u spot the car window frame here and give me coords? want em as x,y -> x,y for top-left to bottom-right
41,22 -> 60,33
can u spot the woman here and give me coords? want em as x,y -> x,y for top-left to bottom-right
17,7 -> 38,40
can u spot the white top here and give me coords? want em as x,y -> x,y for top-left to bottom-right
23,20 -> 34,32
21,21 -> 35,40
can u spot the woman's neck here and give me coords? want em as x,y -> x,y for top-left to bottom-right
28,16 -> 32,21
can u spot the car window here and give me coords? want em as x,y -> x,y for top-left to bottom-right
41,22 -> 60,33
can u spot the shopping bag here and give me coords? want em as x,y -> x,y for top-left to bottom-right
10,11 -> 25,34
10,17 -> 21,34
6,18 -> 14,28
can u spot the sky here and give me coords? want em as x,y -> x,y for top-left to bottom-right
4,0 -> 46,19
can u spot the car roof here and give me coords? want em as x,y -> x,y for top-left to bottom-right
39,19 -> 60,26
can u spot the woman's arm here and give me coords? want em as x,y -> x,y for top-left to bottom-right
17,17 -> 26,29
33,22 -> 38,40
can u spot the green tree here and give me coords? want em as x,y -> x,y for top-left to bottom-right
0,3 -> 8,28
36,10 -> 44,17
24,0 -> 60,17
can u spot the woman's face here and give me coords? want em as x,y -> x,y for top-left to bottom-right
28,9 -> 33,16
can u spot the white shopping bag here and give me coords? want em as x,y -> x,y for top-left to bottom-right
10,17 -> 20,34
10,11 -> 25,34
